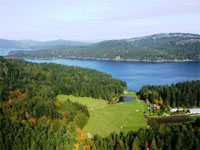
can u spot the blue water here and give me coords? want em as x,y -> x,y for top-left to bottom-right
24,58 -> 200,91
119,97 -> 136,102
1,50 -> 200,91
0,49 -> 13,56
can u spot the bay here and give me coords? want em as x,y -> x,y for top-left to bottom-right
1,50 -> 200,91
24,58 -> 200,91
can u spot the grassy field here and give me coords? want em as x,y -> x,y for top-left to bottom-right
57,94 -> 147,137
57,95 -> 107,109
120,91 -> 137,97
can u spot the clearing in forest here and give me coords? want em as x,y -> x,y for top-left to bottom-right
57,94 -> 147,137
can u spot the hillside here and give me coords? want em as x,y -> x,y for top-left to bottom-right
7,33 -> 200,61
0,57 -> 126,101
0,39 -> 91,49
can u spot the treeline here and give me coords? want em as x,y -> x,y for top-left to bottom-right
8,33 -> 200,61
138,80 -> 200,107
0,57 -> 126,101
91,119 -> 200,150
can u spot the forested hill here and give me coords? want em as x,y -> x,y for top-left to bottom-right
0,39 -> 91,49
0,57 -> 91,149
0,57 -> 126,101
138,80 -> 200,107
0,57 -> 126,149
8,33 -> 200,61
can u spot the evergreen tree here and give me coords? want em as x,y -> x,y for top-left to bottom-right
132,137 -> 141,150
150,137 -> 157,150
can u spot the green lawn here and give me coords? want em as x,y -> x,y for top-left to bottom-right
57,95 -> 147,137
57,95 -> 107,109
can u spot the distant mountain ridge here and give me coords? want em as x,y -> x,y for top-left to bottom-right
6,33 -> 200,61
99,33 -> 200,45
0,39 -> 91,49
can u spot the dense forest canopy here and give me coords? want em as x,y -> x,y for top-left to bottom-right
7,33 -> 200,61
0,57 -> 126,101
138,80 -> 200,107
0,96 -> 90,149
91,119 -> 200,150
0,57 -> 126,149
0,58 -> 92,149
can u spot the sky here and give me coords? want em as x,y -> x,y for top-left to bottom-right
0,0 -> 200,42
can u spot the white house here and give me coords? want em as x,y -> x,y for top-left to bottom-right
170,108 -> 184,112
187,108 -> 200,114
170,108 -> 178,112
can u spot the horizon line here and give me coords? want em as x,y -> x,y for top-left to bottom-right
0,32 -> 199,43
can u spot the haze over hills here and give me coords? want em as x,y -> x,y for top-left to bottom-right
5,33 -> 200,61
0,39 -> 91,49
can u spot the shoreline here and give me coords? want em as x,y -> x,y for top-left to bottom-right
5,55 -> 199,63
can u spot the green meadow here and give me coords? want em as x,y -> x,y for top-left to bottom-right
57,94 -> 147,137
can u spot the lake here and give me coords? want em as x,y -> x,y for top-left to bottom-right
1,50 -> 200,91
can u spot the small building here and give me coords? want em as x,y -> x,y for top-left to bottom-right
123,91 -> 128,94
115,56 -> 121,60
170,108 -> 177,112
170,108 -> 184,112
187,108 -> 200,114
